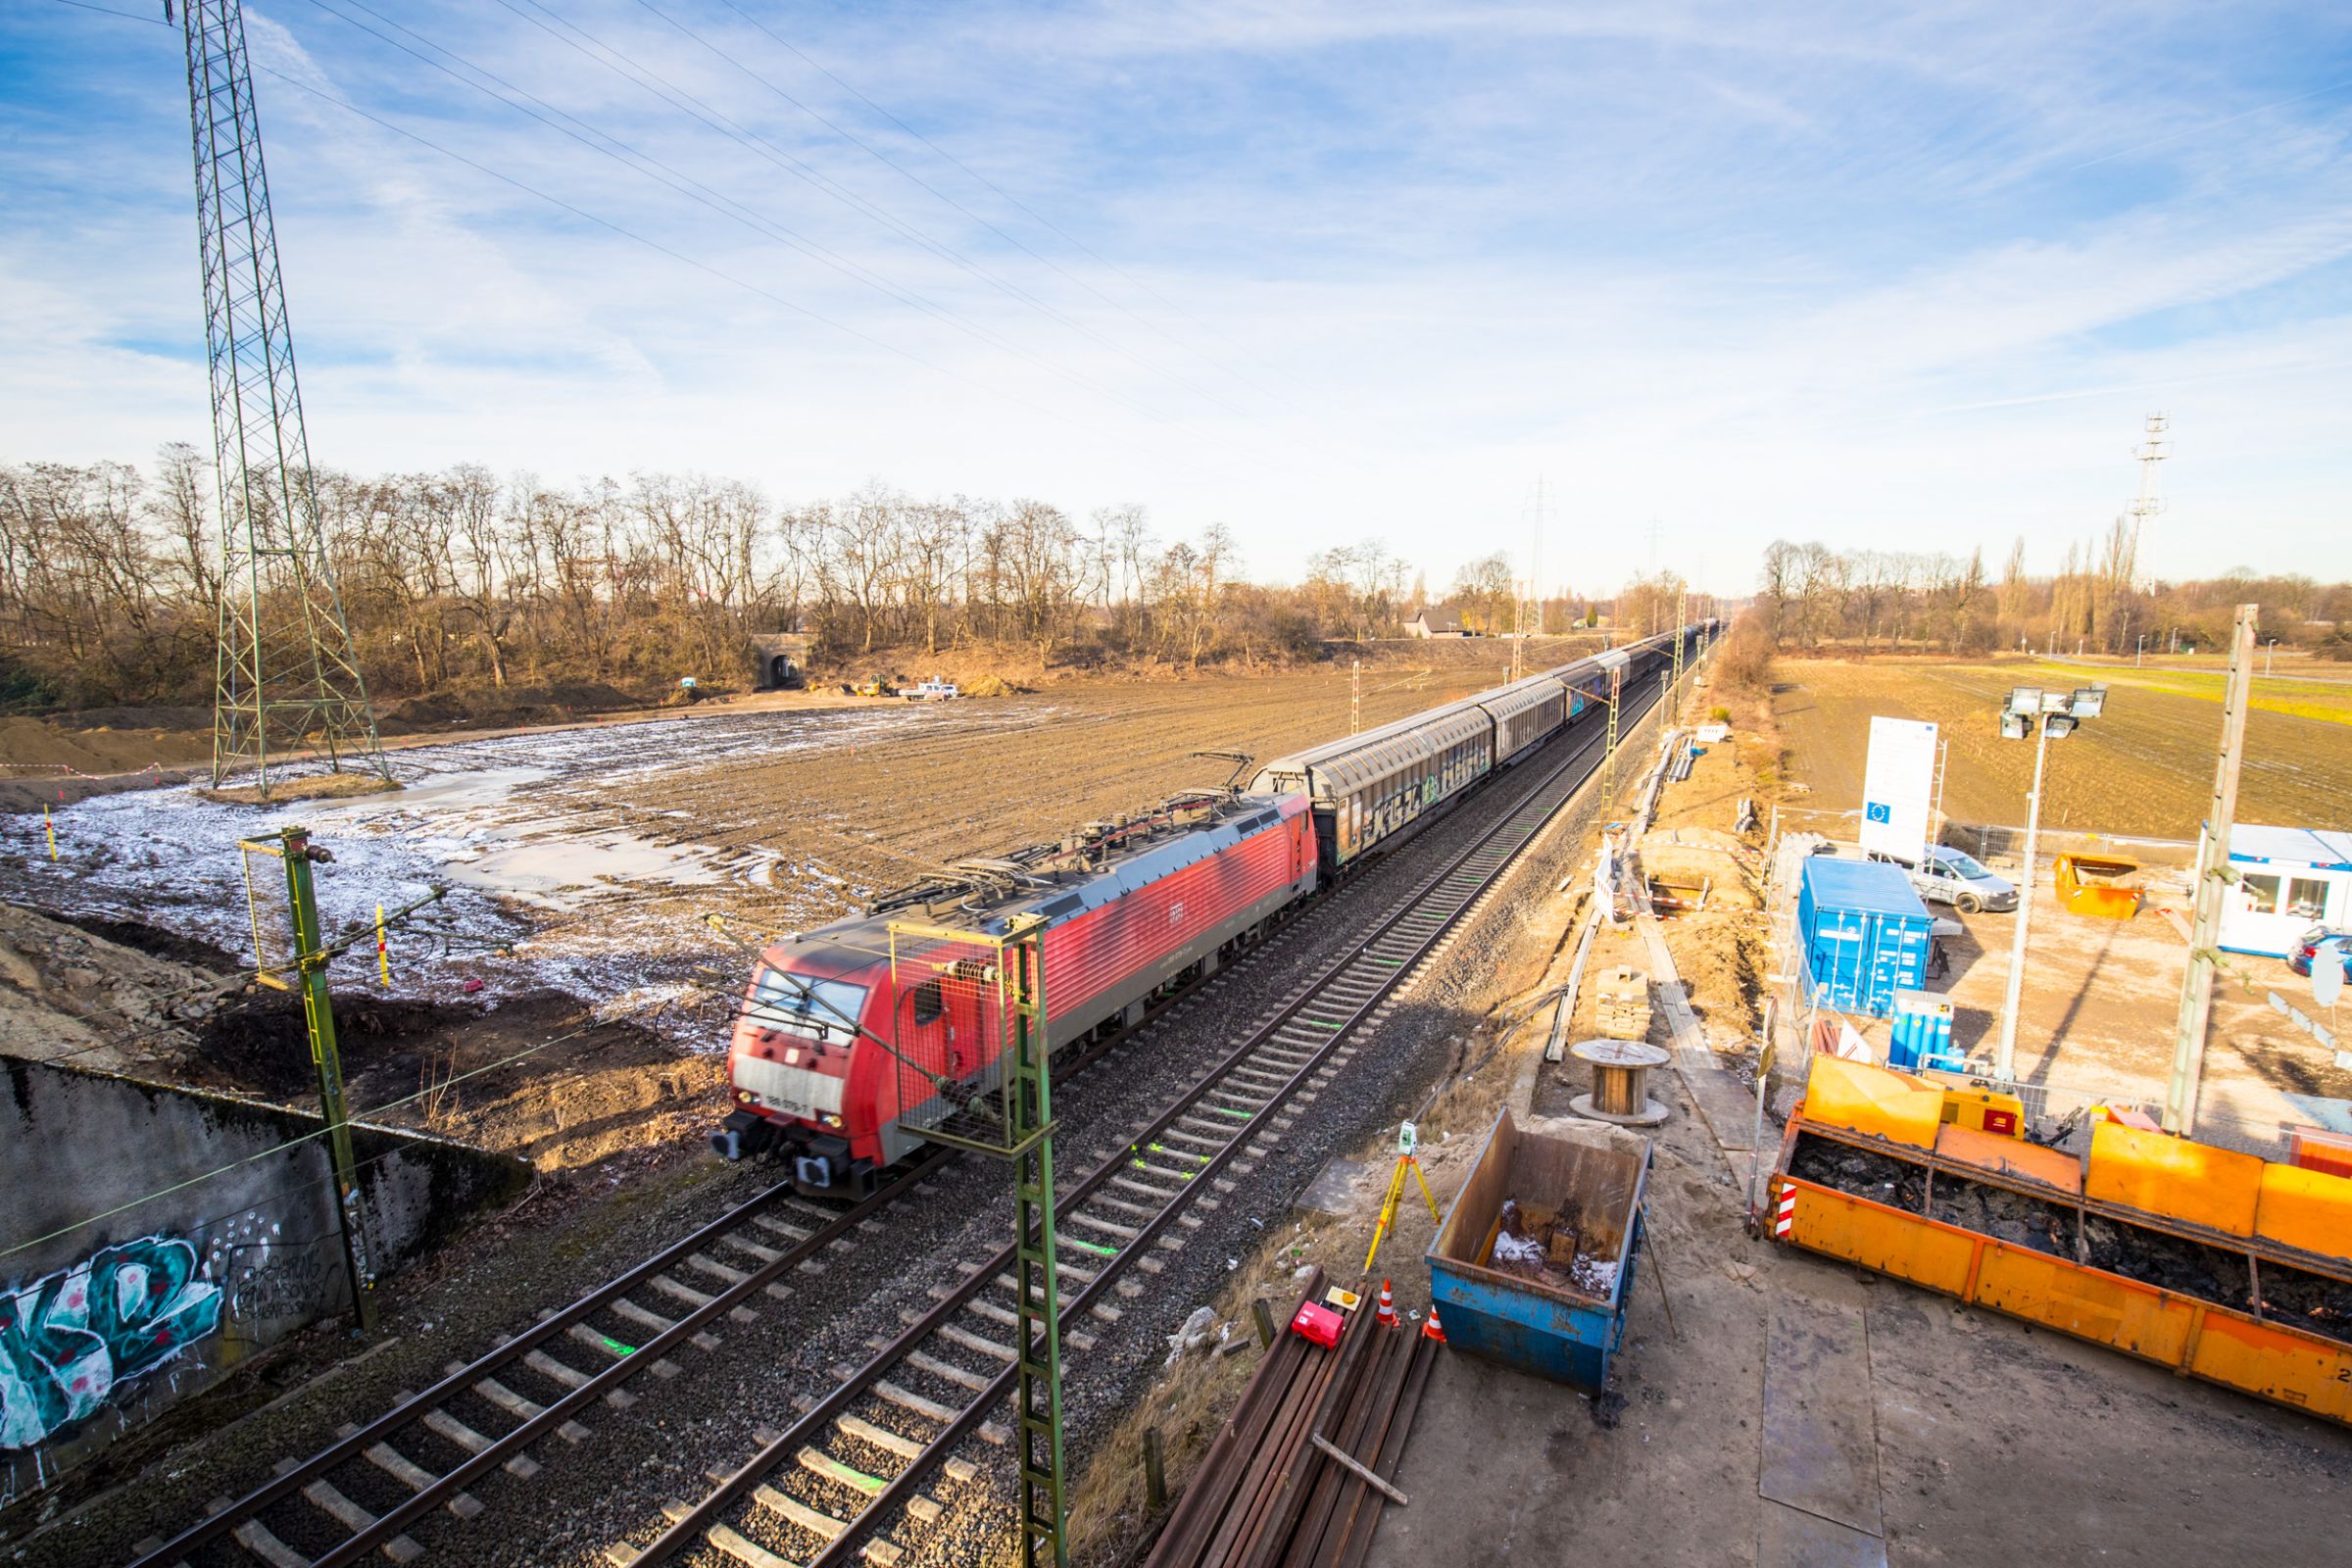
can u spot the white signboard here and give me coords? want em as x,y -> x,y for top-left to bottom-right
1860,716 -> 1938,859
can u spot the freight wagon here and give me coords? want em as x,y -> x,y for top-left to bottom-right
1769,1055 -> 2352,1427
1252,631 -> 1687,870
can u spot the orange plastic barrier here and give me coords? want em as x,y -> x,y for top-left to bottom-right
1773,1058 -> 2352,1429
2255,1162 -> 2352,1266
1935,1123 -> 2082,1195
1772,1169 -> 2352,1428
1802,1054 -> 1942,1151
2085,1120 -> 2263,1238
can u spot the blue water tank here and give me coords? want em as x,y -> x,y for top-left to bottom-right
1886,988 -> 1957,1071
1798,858 -> 1935,1018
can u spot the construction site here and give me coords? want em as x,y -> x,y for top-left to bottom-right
8,5 -> 2352,1568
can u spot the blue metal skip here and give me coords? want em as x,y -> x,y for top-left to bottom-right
1426,1109 -> 1649,1391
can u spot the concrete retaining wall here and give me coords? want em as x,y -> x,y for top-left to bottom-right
0,1059 -> 530,1506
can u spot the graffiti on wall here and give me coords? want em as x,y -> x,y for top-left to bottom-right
0,1235 -> 222,1451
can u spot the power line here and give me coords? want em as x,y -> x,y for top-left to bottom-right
248,61 -> 1100,440
704,0 -> 1322,408
42,0 -> 166,22
293,0 -> 1172,435
616,0 -> 1264,424
46,0 -> 1304,481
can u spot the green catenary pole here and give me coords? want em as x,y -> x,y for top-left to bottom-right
278,825 -> 378,1333
1007,923 -> 1067,1567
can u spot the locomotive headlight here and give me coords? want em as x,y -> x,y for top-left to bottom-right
821,1113 -> 844,1129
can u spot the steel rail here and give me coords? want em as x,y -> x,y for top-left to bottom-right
626,670 -> 1670,1568
122,1149 -> 950,1568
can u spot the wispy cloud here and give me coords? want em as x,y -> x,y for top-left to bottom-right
2,0 -> 2348,593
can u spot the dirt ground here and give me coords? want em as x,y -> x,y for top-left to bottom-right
596,639 -> 1593,910
0,901 -> 724,1174
1772,656 -> 2352,839
1085,659 -> 2352,1568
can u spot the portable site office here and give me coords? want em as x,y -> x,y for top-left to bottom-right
1797,856 -> 1935,1018
2219,824 -> 2352,958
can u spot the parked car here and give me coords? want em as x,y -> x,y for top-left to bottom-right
905,677 -> 959,701
2287,925 -> 2352,980
1869,845 -> 2019,913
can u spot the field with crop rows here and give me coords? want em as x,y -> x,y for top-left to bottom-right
1772,657 -> 2352,839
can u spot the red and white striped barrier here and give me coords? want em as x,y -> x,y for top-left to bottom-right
1772,1186 -> 1797,1240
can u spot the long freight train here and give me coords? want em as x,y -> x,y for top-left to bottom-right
714,626 -> 1703,1194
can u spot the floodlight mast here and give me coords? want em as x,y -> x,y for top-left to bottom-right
1991,684 -> 2106,1082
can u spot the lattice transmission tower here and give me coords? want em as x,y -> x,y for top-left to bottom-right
2127,413 -> 2168,596
176,0 -> 388,794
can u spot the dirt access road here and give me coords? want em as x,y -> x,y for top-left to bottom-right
1773,656 -> 2352,839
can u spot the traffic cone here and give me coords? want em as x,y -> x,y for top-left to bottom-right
1375,1279 -> 1396,1328
1422,1303 -> 1446,1343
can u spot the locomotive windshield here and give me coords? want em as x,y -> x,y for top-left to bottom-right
747,969 -> 869,1042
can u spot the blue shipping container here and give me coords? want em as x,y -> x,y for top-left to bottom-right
1425,1109 -> 1648,1391
1798,857 -> 1934,1018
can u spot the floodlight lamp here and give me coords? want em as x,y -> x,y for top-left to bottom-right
2043,713 -> 2078,739
2000,712 -> 2029,740
2039,691 -> 2072,713
2006,687 -> 2041,717
2072,685 -> 2107,718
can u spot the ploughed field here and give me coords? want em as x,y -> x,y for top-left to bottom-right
0,642 -> 1598,1060
1773,657 -> 2352,839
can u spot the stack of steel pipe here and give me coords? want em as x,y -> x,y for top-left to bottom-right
1146,1270 -> 1439,1568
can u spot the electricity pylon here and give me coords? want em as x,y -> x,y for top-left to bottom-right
177,0 -> 388,795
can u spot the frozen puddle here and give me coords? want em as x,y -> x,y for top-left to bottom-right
0,701 -> 1038,1036
443,833 -> 724,911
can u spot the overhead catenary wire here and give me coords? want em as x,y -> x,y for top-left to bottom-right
612,0 -> 1266,425
0,989 -> 698,1266
289,0 -> 1180,439
703,0 -> 1325,408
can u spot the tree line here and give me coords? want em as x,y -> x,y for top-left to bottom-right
0,451 -> 1656,712
1756,533 -> 2352,658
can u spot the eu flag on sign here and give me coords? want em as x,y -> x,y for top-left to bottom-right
1865,802 -> 1890,824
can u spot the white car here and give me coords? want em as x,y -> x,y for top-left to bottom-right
1870,845 -> 2018,913
905,678 -> 959,701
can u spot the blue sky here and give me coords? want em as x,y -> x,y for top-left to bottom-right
5,1 -> 2350,593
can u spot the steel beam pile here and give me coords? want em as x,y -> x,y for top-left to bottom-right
1146,1272 -> 1437,1568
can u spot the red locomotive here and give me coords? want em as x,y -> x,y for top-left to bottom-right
714,791 -> 1316,1194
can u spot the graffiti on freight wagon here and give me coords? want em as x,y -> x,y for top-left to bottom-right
0,1236 -> 222,1449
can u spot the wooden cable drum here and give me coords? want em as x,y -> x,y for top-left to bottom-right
1569,1038 -> 1672,1125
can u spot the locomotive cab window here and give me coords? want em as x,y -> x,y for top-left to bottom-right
748,969 -> 869,1042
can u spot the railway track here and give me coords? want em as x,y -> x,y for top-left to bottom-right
122,1157 -> 950,1568
118,672 -> 1671,1568
113,849 -> 1339,1568
611,681 -> 1665,1568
